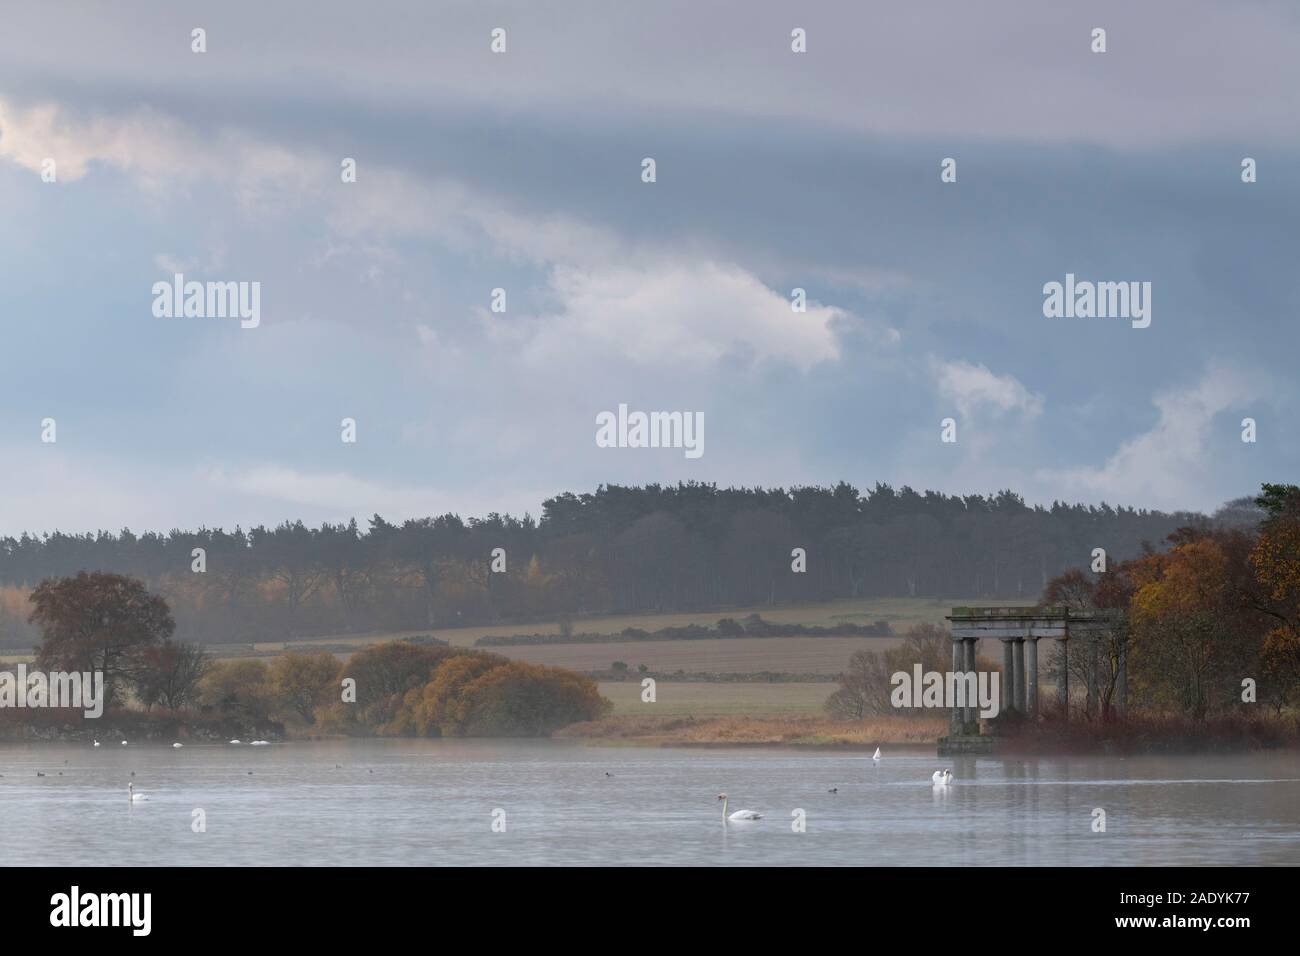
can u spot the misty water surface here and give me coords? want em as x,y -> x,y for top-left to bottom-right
3,741 -> 1298,865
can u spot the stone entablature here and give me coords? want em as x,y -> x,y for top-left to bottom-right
944,606 -> 1125,734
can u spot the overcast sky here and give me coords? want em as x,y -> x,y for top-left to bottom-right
1,0 -> 1296,533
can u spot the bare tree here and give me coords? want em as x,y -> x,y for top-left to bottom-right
130,640 -> 212,711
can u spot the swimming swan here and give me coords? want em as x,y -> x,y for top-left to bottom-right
128,783 -> 148,803
717,793 -> 762,822
172,742 -> 183,748
249,740 -> 270,746
931,769 -> 953,787
229,739 -> 242,745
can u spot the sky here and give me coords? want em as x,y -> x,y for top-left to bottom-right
0,0 -> 1297,534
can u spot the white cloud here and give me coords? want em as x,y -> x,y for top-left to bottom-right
932,358 -> 1044,420
0,97 -> 865,376
324,169 -> 622,267
0,99 -> 307,207
1036,365 -> 1262,511
207,465 -> 550,524
497,262 -> 842,372
0,101 -> 179,183
0,444 -> 545,532
209,465 -> 442,517
0,445 -> 182,532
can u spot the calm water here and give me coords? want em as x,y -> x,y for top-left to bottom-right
2,740 -> 1299,866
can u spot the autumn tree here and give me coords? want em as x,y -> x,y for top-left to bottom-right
199,660 -> 274,720
1248,484 -> 1300,705
450,661 -> 609,736
30,572 -> 175,708
269,651 -> 342,724
129,640 -> 211,710
390,652 -> 503,736
1127,529 -> 1264,719
342,640 -> 461,727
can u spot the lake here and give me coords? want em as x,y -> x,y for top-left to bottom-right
3,740 -> 1299,865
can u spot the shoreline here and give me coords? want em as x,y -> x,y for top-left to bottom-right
556,714 -> 948,749
557,713 -> 1300,755
6,711 -> 1299,756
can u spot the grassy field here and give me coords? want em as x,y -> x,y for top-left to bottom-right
598,681 -> 832,717
0,597 -> 1010,675
502,637 -> 889,675
248,596 -> 1005,653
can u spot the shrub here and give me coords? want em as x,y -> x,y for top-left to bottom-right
199,660 -> 274,720
387,652 -> 503,736
342,641 -> 463,727
452,661 -> 611,737
269,651 -> 341,724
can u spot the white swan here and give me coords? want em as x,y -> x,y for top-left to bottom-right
249,740 -> 270,746
172,742 -> 183,748
128,783 -> 148,803
120,740 -> 128,746
228,739 -> 242,745
872,747 -> 881,762
717,793 -> 762,822
931,769 -> 953,787
93,741 -> 101,747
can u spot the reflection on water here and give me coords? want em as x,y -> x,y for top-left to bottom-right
2,740 -> 1298,865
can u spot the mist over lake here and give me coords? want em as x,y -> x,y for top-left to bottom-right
4,741 -> 1299,866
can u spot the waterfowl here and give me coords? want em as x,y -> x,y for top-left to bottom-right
717,793 -> 762,822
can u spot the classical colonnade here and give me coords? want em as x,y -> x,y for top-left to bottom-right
944,606 -> 1124,735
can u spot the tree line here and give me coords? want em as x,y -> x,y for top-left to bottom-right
0,482 -> 1223,647
826,484 -> 1300,725
4,570 -> 608,739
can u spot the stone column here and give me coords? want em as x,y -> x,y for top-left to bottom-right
963,638 -> 976,732
1001,638 -> 1015,716
1012,639 -> 1025,714
1025,636 -> 1038,719
1057,636 -> 1069,720
950,634 -> 964,734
